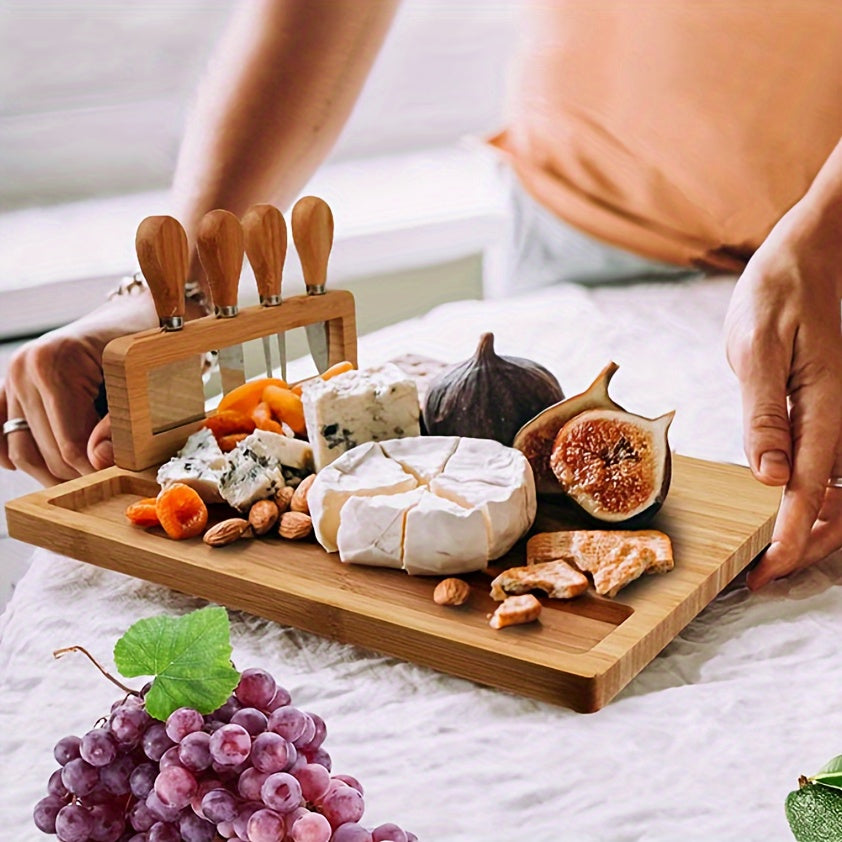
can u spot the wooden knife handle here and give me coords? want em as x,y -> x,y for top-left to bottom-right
197,209 -> 244,315
291,196 -> 333,293
135,216 -> 188,330
242,204 -> 286,305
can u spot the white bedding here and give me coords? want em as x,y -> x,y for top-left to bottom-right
2,276 -> 840,841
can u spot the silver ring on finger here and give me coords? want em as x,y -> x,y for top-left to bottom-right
827,477 -> 842,489
2,417 -> 30,435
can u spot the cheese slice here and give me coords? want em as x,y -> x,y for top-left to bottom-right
308,442 -> 419,552
156,427 -> 227,503
308,436 -> 537,575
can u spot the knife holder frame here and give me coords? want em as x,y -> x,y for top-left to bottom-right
103,289 -> 357,471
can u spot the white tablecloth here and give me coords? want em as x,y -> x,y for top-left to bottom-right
2,277 -> 840,841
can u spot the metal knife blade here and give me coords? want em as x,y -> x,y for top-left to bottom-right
242,203 -> 288,381
291,196 -> 334,374
196,209 -> 247,395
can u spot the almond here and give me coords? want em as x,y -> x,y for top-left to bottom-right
279,511 -> 313,540
203,518 -> 252,547
274,486 -> 294,515
433,577 -> 471,606
290,473 -> 316,515
249,499 -> 279,536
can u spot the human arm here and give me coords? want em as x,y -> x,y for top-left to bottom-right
1,0 -> 398,484
724,137 -> 842,589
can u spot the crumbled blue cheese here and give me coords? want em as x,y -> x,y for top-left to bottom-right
156,427 -> 227,503
301,364 -> 421,471
218,430 -> 290,511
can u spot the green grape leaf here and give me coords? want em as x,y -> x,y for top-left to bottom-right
811,756 -> 842,794
113,606 -> 240,721
820,757 -> 842,776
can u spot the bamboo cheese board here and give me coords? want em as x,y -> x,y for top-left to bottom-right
3,200 -> 781,712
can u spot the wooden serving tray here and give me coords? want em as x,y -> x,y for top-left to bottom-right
5,453 -> 779,712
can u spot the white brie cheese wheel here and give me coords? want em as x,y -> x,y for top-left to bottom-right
308,436 -> 537,575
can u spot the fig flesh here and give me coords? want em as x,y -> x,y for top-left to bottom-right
513,362 -> 623,495
550,408 -> 674,526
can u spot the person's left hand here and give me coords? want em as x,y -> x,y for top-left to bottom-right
724,202 -> 842,589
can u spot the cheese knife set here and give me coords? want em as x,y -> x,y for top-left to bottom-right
4,199 -> 780,712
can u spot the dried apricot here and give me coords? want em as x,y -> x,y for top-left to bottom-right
217,377 -> 289,416
290,361 -> 354,395
252,401 -> 286,435
218,432 -> 249,452
262,385 -> 306,436
202,409 -> 256,438
125,497 -> 160,528
155,483 -> 208,540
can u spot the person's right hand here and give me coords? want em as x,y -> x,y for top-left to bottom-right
0,290 -> 159,486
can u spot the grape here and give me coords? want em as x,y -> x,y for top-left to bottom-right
371,823 -> 408,842
406,833 -> 418,842
216,819 -> 236,839
287,805 -> 310,826
48,767 -> 71,799
265,686 -> 292,712
165,707 -> 204,743
319,785 -> 364,828
231,706 -> 269,736
33,795 -> 66,833
130,762 -> 158,799
129,798 -> 157,832
294,763 -> 331,803
238,767 -> 270,801
260,771 -> 303,813
232,802 -> 263,839
147,820 -> 180,842
209,723 -> 252,766
178,730 -> 212,772
179,810 -> 216,842
307,746 -> 332,771
191,777 -> 223,817
55,802 -> 93,842
247,807 -> 286,842
146,790 -> 182,823
54,735 -> 82,765
100,753 -> 136,795
109,703 -> 150,746
143,723 -> 175,762
159,746 -> 184,770
251,731 -> 295,774
331,774 -> 363,795
292,715 -> 317,749
330,823 -> 374,842
211,695 -> 242,723
155,765 -> 198,809
289,810 -> 332,842
298,712 -> 326,752
234,668 -> 277,709
81,727 -> 119,767
88,802 -> 126,842
61,757 -> 100,796
268,706 -> 309,742
200,787 -> 239,824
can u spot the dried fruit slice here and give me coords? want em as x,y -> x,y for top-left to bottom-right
216,377 -> 289,416
156,483 -> 209,540
203,410 -> 256,439
549,408 -> 674,526
125,497 -> 160,528
262,386 -> 306,436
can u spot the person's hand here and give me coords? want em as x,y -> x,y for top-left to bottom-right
724,202 -> 842,589
0,289 -> 159,485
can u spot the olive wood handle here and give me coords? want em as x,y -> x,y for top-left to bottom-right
197,209 -> 244,315
242,204 -> 287,305
135,216 -> 189,331
291,196 -> 333,294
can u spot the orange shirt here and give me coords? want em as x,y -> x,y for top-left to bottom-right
490,1 -> 842,272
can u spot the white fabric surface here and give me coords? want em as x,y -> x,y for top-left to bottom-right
2,277 -> 840,841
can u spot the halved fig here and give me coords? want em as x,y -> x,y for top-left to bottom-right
513,362 -> 624,495
549,408 -> 674,526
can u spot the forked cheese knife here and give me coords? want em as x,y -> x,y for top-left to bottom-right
291,196 -> 334,374
196,209 -> 247,395
242,203 -> 288,381
135,215 -> 189,331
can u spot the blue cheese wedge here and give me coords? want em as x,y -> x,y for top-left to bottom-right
156,427 -> 227,503
308,436 -> 537,575
301,363 -> 421,471
218,429 -> 291,511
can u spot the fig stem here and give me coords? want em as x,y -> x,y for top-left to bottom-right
476,332 -> 495,359
53,645 -> 139,696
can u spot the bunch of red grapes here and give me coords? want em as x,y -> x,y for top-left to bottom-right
33,667 -> 416,842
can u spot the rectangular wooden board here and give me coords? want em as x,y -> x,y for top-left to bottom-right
5,454 -> 779,712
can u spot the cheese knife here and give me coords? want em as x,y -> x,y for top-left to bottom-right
196,209 -> 247,395
291,195 -> 334,374
242,203 -> 288,381
135,215 -> 189,331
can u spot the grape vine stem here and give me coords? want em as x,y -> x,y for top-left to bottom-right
53,645 -> 138,695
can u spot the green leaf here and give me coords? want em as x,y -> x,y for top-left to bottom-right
113,606 -> 240,721
810,757 -> 842,794
820,757 -> 842,776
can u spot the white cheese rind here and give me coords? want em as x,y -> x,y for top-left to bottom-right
308,442 -> 419,552
156,428 -> 227,503
301,364 -> 421,471
336,488 -> 426,568
379,435 -> 459,483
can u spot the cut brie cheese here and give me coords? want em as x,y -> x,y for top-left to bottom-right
156,427 -> 227,503
301,363 -> 421,471
309,436 -> 537,575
